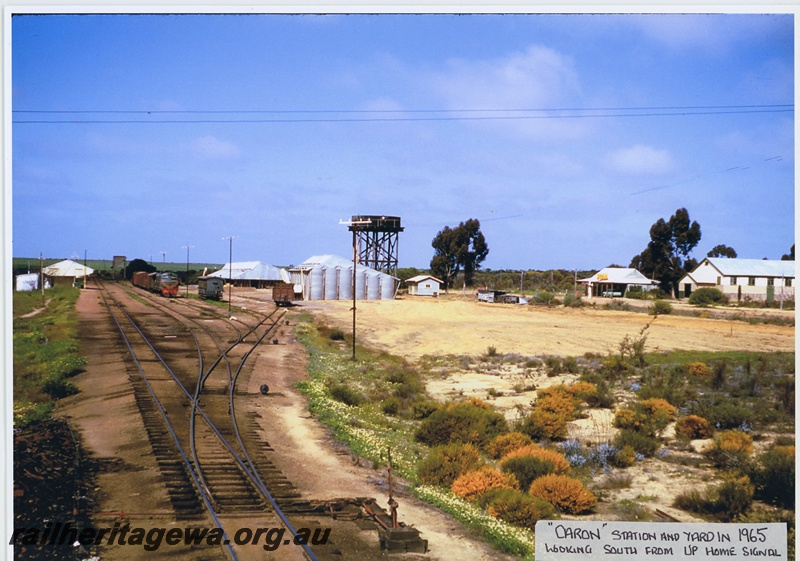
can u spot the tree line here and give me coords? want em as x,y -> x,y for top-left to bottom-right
423,209 -> 793,297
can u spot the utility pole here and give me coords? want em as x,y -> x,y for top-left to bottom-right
222,236 -> 235,312
182,244 -> 194,298
339,218 -> 371,360
39,253 -> 45,307
574,269 -> 577,296
160,251 -> 167,271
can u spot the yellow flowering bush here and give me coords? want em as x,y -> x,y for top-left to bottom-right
451,467 -> 519,501
529,474 -> 597,514
485,432 -> 532,459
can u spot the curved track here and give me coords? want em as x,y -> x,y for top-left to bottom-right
95,280 -> 339,561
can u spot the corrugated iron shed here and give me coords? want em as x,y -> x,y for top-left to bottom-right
208,261 -> 289,282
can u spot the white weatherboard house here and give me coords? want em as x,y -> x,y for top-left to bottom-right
679,258 -> 795,302
579,267 -> 654,298
406,275 -> 442,297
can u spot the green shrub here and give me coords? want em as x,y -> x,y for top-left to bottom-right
582,379 -> 616,408
499,455 -> 560,492
382,396 -> 402,416
673,475 -> 753,522
415,399 -> 508,448
411,399 -> 439,420
13,402 -> 54,428
50,355 -> 87,378
689,287 -> 727,307
614,429 -> 661,457
705,401 -> 752,430
532,291 -> 556,305
544,356 -> 562,376
751,445 -> 795,509
417,443 -> 484,487
328,328 -> 346,341
626,286 -> 644,299
650,300 -> 673,315
42,374 -> 78,399
483,488 -> 557,530
329,383 -> 365,406
563,293 -> 583,308
563,356 -> 579,374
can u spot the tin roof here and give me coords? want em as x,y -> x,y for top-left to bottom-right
208,261 -> 289,282
703,258 -> 795,278
579,267 -> 654,285
406,275 -> 443,284
292,254 -> 399,280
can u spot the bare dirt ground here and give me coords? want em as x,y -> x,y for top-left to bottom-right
299,294 -> 795,359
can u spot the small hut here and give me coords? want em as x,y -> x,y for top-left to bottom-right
405,275 -> 442,297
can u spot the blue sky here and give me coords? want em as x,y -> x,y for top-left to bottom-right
10,12 -> 795,270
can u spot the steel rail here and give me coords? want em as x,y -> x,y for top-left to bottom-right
112,281 -> 319,561
97,283 -> 239,561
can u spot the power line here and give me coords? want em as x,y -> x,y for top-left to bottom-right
12,104 -> 793,124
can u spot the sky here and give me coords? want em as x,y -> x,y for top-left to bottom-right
9,10 -> 795,271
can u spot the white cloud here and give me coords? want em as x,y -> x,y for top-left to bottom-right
428,45 -> 588,139
434,45 -> 579,108
189,135 -> 241,160
630,14 -> 789,55
606,144 -> 675,175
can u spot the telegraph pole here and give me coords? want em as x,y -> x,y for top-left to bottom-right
39,253 -> 45,307
222,236 -> 235,312
339,218 -> 372,360
182,244 -> 194,298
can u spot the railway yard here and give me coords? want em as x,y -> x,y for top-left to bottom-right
13,279 -> 796,561
18,280 -> 508,561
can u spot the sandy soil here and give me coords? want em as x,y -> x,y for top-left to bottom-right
299,295 -> 795,359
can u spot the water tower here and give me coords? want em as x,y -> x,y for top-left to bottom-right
348,215 -> 404,275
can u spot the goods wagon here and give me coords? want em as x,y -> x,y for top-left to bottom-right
131,270 -> 180,297
272,282 -> 295,306
198,276 -> 224,300
131,271 -> 152,291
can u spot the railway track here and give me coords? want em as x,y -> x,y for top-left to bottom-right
95,280 -> 336,560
